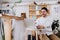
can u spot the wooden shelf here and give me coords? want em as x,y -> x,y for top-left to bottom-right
29,15 -> 36,18
29,10 -> 35,12
29,4 -> 36,18
29,13 -> 36,15
29,9 -> 36,11
30,14 -> 36,16
29,4 -> 47,18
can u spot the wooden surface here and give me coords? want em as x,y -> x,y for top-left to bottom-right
0,14 -> 24,20
3,18 -> 12,40
0,14 -> 25,40
49,34 -> 60,40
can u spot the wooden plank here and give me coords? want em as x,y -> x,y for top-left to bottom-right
0,14 -> 24,20
0,14 -> 25,40
42,34 -> 50,40
49,34 -> 60,40
0,13 -> 26,40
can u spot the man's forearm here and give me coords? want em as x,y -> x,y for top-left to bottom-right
37,25 -> 45,29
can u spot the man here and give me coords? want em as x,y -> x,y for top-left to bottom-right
35,7 -> 60,40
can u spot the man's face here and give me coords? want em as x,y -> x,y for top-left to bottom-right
41,9 -> 47,17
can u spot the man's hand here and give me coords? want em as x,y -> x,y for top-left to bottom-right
37,25 -> 45,29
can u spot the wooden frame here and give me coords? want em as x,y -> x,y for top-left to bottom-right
0,14 -> 25,40
25,29 -> 43,40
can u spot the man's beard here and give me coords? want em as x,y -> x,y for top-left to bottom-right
42,14 -> 47,17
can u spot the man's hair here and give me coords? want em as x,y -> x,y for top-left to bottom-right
41,7 -> 48,12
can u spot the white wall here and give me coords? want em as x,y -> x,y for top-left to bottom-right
0,29 -> 2,40
50,4 -> 60,20
13,5 -> 29,18
0,23 -> 2,40
1,0 -> 21,3
0,5 -> 2,9
12,20 -> 26,40
0,0 -> 58,3
50,4 -> 60,29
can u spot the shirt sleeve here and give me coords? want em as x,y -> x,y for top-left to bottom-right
45,17 -> 53,27
35,19 -> 39,26
35,18 -> 43,26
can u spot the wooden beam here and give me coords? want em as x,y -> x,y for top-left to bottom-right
3,18 -> 12,40
0,13 -> 26,40
0,2 -> 9,4
0,14 -> 24,20
0,14 -> 25,40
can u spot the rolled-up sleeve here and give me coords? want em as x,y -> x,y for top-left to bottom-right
35,20 -> 39,26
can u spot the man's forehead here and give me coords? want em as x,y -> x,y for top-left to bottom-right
41,9 -> 46,12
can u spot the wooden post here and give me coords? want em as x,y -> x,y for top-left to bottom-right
36,30 -> 38,40
0,14 -> 25,40
3,17 -> 12,40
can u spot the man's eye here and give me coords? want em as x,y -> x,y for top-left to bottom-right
42,11 -> 45,12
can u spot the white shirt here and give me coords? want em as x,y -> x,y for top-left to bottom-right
35,15 -> 53,35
